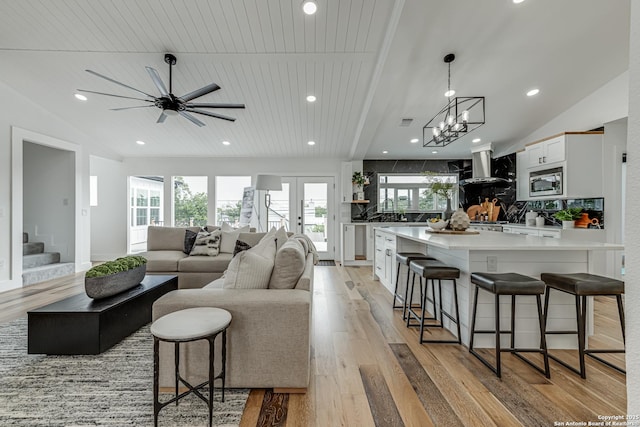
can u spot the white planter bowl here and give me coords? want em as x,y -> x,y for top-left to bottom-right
429,220 -> 448,230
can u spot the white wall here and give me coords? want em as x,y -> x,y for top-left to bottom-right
89,155 -> 127,261
0,80 -> 119,293
23,142 -> 75,262
625,0 -> 640,415
497,71 -> 629,157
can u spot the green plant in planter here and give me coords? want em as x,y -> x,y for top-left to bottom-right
552,207 -> 583,221
352,171 -> 366,188
85,255 -> 147,278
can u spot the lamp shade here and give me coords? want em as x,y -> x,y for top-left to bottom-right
255,174 -> 282,191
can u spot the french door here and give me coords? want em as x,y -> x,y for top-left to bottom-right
269,177 -> 335,260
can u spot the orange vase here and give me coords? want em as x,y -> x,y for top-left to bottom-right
574,212 -> 591,228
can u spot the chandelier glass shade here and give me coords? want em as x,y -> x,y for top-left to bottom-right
423,54 -> 485,147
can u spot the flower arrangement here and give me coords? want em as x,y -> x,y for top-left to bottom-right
85,255 -> 147,278
422,172 -> 455,199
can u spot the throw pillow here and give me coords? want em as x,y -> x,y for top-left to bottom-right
189,230 -> 222,256
222,250 -> 274,289
233,240 -> 252,257
269,238 -> 306,289
274,226 -> 289,251
223,233 -> 277,289
220,223 -> 250,253
183,229 -> 199,254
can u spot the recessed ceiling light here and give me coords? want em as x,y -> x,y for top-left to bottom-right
432,150 -> 438,154
136,140 -> 145,145
410,138 -> 419,143
222,140 -> 231,146
527,88 -> 540,97
308,141 -> 316,146
302,1 -> 317,15
306,95 -> 316,102
472,138 -> 482,143
382,150 -> 389,154
513,0 -> 525,3
444,89 -> 456,97
74,93 -> 87,101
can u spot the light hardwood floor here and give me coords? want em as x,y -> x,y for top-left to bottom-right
0,266 -> 626,427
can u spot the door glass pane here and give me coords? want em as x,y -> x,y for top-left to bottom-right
303,183 -> 327,252
173,176 -> 208,227
129,176 -> 164,253
269,183 -> 290,231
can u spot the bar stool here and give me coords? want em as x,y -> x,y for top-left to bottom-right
406,259 -> 461,344
151,307 -> 231,427
469,272 -> 550,379
393,252 -> 434,319
541,272 -> 625,379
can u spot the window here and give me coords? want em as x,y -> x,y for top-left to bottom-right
215,176 -> 251,226
173,176 -> 208,227
128,176 -> 165,253
378,173 -> 458,212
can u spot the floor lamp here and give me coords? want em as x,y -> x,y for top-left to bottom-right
255,174 -> 282,231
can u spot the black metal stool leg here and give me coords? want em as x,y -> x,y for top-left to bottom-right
537,294 -> 551,378
469,285 -> 479,352
510,295 -> 516,349
154,337 -> 160,427
209,336 -> 214,427
175,342 -> 180,405
617,295 -> 626,343
577,295 -> 587,379
495,293 -> 502,378
453,279 -> 461,343
393,261 -> 402,309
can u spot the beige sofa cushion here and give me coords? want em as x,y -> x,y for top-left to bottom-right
178,253 -> 233,273
147,226 -> 201,251
144,250 -> 188,272
269,238 -> 306,289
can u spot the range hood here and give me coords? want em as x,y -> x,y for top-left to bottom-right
459,143 -> 511,186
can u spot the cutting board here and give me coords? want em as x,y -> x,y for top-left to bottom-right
426,229 -> 480,235
466,205 -> 481,220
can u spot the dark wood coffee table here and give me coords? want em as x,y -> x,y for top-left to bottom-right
28,274 -> 178,355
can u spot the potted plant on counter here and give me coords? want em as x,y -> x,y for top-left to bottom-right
553,207 -> 583,229
352,171 -> 368,200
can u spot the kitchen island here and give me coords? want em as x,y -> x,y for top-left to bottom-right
373,226 -> 624,349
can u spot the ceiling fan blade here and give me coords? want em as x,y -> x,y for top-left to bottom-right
145,66 -> 169,96
77,89 -> 155,102
179,83 -> 220,102
85,69 -> 156,98
178,111 -> 206,127
110,105 -> 155,111
185,103 -> 245,109
186,108 -> 236,122
157,112 -> 167,123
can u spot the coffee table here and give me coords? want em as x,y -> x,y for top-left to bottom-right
28,274 -> 178,355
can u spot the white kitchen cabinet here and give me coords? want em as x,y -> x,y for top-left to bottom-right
342,224 -> 355,262
373,229 -> 397,292
519,132 -> 603,200
526,135 -> 565,167
340,223 -> 371,265
502,225 -> 561,239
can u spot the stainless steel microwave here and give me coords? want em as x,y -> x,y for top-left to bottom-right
529,167 -> 563,197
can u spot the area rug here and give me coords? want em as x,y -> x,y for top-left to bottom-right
0,318 -> 248,426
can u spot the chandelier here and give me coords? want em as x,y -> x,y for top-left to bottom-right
423,53 -> 485,147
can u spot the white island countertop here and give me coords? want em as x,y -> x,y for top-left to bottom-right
375,226 -> 623,251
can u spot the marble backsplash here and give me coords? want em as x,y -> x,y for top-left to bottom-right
508,198 -> 605,228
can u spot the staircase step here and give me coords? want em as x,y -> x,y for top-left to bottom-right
23,242 -> 45,256
23,232 -> 28,244
23,252 -> 61,269
22,262 -> 75,286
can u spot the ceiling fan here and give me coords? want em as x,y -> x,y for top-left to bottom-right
78,53 -> 245,127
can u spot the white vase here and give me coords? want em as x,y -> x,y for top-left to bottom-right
562,220 -> 575,229
450,208 -> 470,231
